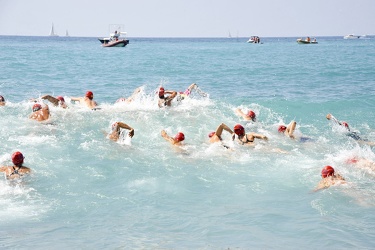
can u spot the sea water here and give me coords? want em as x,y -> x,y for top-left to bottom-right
0,35 -> 375,249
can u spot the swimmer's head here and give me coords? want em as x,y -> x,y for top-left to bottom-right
208,131 -> 215,138
12,151 -> 24,166
278,125 -> 287,133
234,124 -> 245,136
159,87 -> 165,98
85,91 -> 94,100
321,165 -> 335,178
56,96 -> 65,103
341,122 -> 349,130
32,103 -> 42,112
174,132 -> 185,142
0,95 -> 4,102
247,110 -> 256,121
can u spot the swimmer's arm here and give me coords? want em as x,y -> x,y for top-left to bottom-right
165,91 -> 177,100
117,122 -> 135,138
161,130 -> 175,144
70,97 -> 81,102
41,95 -> 59,106
252,133 -> 268,140
0,166 -> 6,172
235,108 -> 250,120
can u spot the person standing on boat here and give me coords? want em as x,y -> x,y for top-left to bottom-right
31,95 -> 67,109
71,91 -> 98,110
29,103 -> 50,122
0,95 -> 6,106
158,87 -> 177,108
235,108 -> 256,122
108,122 -> 135,141
0,151 -> 31,180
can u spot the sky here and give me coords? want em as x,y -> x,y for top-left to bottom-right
0,0 -> 374,37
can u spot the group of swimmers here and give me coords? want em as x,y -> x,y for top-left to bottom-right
0,86 -> 373,191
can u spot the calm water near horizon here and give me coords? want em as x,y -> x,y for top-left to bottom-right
0,35 -> 375,249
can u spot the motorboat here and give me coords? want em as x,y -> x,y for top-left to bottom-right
296,37 -> 318,44
98,30 -> 129,47
343,34 -> 360,39
247,36 -> 261,44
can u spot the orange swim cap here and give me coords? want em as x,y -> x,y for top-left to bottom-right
234,124 -> 245,136
85,91 -> 94,100
321,165 -> 335,178
12,151 -> 24,166
174,132 -> 185,142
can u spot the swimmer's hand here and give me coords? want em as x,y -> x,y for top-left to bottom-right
128,129 -> 134,138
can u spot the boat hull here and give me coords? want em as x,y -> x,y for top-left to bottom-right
99,39 -> 129,47
296,39 -> 318,44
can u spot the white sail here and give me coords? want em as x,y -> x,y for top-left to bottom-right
49,23 -> 59,37
65,30 -> 69,37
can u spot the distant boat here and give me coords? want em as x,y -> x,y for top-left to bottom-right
49,23 -> 59,37
228,31 -> 232,38
98,30 -> 129,47
343,34 -> 360,39
65,30 -> 70,37
247,36 -> 262,44
296,37 -> 318,44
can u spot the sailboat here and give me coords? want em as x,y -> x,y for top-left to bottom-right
49,23 -> 59,37
65,30 -> 70,37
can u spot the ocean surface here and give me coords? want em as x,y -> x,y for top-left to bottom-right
0,35 -> 375,249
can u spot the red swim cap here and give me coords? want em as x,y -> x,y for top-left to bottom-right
247,110 -> 256,120
12,151 -> 24,166
0,95 -> 4,102
341,122 -> 349,129
208,131 -> 215,138
85,91 -> 94,100
234,124 -> 245,136
321,165 -> 335,178
56,96 -> 65,102
159,87 -> 165,97
278,125 -> 287,133
32,103 -> 42,112
174,132 -> 185,142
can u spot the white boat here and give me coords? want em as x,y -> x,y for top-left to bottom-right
344,34 -> 360,39
98,30 -> 129,47
247,36 -> 261,44
49,23 -> 59,37
296,37 -> 318,44
65,30 -> 70,37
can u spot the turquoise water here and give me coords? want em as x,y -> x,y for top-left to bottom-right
1,35 -> 375,249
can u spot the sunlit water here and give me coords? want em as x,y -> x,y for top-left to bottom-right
0,35 -> 375,249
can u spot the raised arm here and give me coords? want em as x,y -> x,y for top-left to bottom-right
41,95 -> 59,106
161,130 -> 176,144
117,122 -> 135,138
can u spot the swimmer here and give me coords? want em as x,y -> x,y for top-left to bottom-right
346,157 -> 375,172
208,123 -> 235,143
177,83 -> 207,101
278,120 -> 296,139
108,122 -> 134,141
235,108 -> 256,122
0,95 -> 5,106
314,165 -> 346,191
161,130 -> 185,146
115,87 -> 142,104
326,113 -> 374,146
29,103 -> 50,122
0,151 -> 31,180
233,124 -> 268,146
31,95 -> 67,108
158,87 -> 177,108
71,90 -> 98,110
